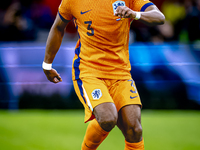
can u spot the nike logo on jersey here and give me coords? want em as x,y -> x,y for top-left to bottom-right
81,9 -> 92,14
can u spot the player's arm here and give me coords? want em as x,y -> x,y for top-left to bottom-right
43,13 -> 70,83
137,5 -> 165,25
115,5 -> 165,26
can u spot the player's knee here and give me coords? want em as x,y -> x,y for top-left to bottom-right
126,123 -> 143,142
99,116 -> 117,132
98,112 -> 118,132
134,125 -> 143,136
94,103 -> 118,132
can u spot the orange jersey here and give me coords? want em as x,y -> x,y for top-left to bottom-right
58,0 -> 154,80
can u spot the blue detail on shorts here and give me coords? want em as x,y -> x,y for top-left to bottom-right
130,89 -> 137,93
58,11 -> 70,23
130,96 -> 138,99
77,79 -> 86,104
74,25 -> 86,104
141,2 -> 154,12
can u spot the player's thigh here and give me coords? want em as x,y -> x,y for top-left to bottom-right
117,104 -> 141,129
117,104 -> 142,142
73,77 -> 114,122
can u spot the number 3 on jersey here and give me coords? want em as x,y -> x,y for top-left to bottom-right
84,21 -> 94,36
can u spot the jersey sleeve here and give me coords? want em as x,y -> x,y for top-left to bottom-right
130,0 -> 154,12
58,0 -> 73,22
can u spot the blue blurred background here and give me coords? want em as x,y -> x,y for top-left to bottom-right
0,0 -> 200,110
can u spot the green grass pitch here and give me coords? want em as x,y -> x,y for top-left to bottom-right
0,110 -> 200,150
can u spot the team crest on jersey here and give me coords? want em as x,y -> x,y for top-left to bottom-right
91,89 -> 102,100
112,1 -> 126,14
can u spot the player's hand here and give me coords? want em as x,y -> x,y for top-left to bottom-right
43,68 -> 62,83
114,6 -> 136,19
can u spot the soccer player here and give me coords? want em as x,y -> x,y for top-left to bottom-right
42,0 -> 165,149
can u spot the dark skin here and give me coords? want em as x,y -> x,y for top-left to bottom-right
43,5 -> 165,143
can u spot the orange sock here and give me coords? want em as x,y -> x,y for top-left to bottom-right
124,139 -> 144,150
81,119 -> 109,150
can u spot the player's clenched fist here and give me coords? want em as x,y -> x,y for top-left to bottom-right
43,68 -> 62,83
114,6 -> 136,19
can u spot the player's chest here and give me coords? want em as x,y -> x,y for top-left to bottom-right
71,0 -> 130,23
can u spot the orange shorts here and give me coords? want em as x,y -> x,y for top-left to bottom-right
73,77 -> 142,123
